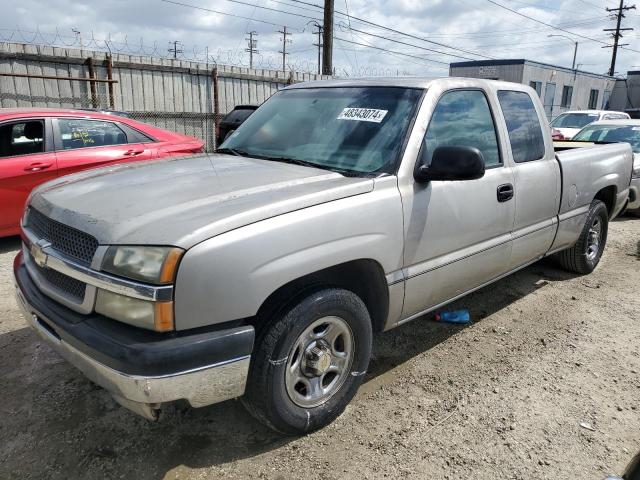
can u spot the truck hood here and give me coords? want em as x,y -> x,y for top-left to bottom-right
30,154 -> 374,248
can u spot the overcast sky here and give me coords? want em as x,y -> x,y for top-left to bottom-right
1,0 -> 638,77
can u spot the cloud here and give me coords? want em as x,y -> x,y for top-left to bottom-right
0,0 -> 635,77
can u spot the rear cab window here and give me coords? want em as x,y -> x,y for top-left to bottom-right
497,90 -> 546,163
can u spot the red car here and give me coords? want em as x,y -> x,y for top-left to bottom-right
0,108 -> 204,237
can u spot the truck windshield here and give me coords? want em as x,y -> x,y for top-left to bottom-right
219,87 -> 423,174
550,113 -> 599,129
573,124 -> 640,153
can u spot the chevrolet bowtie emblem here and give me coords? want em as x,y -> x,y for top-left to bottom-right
30,240 -> 50,268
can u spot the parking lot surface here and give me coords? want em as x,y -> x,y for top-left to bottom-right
1,218 -> 639,480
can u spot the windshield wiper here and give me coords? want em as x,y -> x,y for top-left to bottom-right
215,147 -> 251,157
251,154 -> 365,177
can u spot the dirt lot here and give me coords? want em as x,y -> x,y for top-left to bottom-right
1,218 -> 639,480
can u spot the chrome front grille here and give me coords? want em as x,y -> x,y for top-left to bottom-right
26,208 -> 98,265
32,262 -> 87,302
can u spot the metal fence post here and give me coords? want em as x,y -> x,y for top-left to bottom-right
212,67 -> 220,148
85,56 -> 98,108
106,54 -> 115,109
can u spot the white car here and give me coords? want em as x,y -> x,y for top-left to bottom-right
573,119 -> 640,215
550,110 -> 630,140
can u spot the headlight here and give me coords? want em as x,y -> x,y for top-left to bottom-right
95,290 -> 174,331
102,246 -> 183,284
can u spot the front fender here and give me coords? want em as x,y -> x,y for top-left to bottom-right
173,177 -> 404,330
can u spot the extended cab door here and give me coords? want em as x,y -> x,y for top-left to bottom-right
53,117 -> 153,177
0,118 -> 57,235
398,87 -> 516,321
495,90 -> 560,269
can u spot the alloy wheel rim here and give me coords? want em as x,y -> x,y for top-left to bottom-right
285,316 -> 354,408
586,217 -> 602,261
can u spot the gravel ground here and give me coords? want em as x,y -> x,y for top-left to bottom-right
0,217 -> 639,480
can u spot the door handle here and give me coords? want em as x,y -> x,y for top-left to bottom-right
23,162 -> 53,172
497,183 -> 514,202
124,149 -> 144,156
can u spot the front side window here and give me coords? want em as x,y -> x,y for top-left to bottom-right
588,89 -> 599,109
0,121 -> 44,158
221,87 -> 423,174
58,119 -> 128,150
422,90 -> 501,167
561,86 -> 573,108
497,90 -> 545,163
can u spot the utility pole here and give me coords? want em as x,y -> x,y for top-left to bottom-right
71,28 -> 83,51
603,0 -> 635,76
311,22 -> 323,75
278,26 -> 291,73
168,40 -> 183,59
547,35 -> 578,70
245,31 -> 259,69
322,0 -> 334,75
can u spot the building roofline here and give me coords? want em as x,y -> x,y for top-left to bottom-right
450,58 -> 616,80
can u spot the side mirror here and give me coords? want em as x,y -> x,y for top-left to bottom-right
414,145 -> 486,183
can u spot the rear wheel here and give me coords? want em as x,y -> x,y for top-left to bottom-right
242,288 -> 372,435
557,200 -> 609,274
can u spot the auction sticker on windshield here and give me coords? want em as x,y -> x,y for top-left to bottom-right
337,108 -> 388,123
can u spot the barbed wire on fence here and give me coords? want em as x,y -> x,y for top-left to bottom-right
0,27 -> 420,77
0,26 -> 322,73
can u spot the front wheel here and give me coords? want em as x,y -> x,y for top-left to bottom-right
241,288 -> 372,435
557,200 -> 609,274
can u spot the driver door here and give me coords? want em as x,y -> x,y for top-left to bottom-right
400,89 -> 516,320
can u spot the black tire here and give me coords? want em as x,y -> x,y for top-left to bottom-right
557,200 -> 609,274
241,288 -> 372,435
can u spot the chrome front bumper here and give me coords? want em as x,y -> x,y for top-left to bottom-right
14,268 -> 252,420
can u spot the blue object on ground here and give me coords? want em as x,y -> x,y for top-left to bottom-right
434,309 -> 471,324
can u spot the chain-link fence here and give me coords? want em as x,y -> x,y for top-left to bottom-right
1,42 -> 329,152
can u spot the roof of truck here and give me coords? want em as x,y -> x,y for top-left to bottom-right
284,77 -> 528,91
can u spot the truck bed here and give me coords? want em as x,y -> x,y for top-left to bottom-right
554,142 -> 632,217
547,141 -> 633,255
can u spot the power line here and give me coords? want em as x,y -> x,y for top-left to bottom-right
334,36 -> 450,66
485,0 -> 640,54
340,24 -> 477,61
187,0 -> 321,21
159,0 -> 288,27
287,0 -> 493,59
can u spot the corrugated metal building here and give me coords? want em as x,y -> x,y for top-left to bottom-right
449,59 -> 617,120
608,70 -> 640,116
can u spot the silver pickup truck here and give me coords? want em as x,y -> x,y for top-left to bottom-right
13,78 -> 633,434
